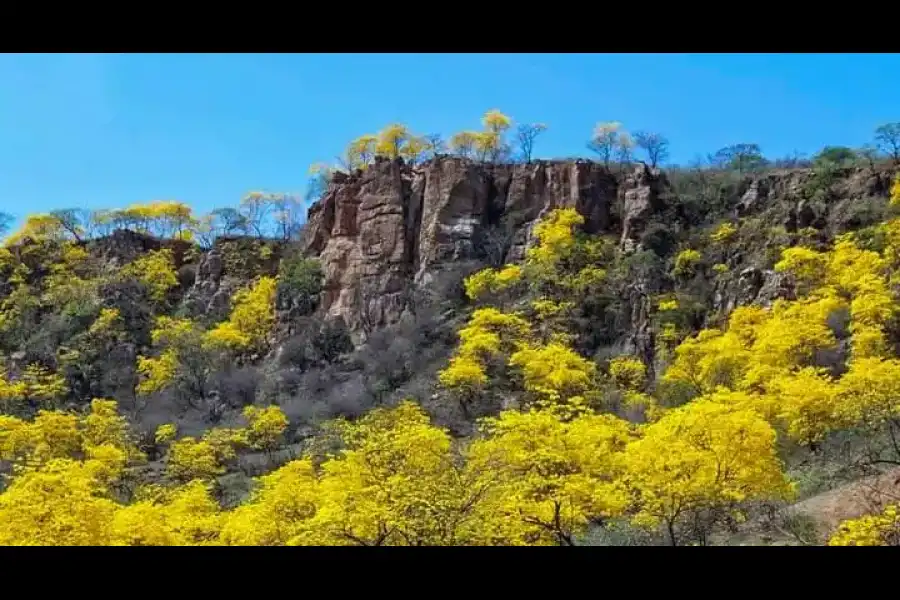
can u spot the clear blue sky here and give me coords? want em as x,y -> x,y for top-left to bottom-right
1,53 -> 898,226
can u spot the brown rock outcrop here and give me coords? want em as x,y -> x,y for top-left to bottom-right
299,157 -> 672,341
183,236 -> 283,322
179,159 -> 896,351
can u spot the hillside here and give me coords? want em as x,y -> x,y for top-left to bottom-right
2,117 -> 900,546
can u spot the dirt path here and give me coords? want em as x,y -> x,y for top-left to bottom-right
787,466 -> 900,538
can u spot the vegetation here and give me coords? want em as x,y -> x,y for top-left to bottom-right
2,196 -> 307,253
1,114 -> 900,545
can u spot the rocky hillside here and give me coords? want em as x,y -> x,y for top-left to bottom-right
155,155 -> 896,433
299,157 -> 671,342
2,147 -> 900,546
2,156 -> 896,430
291,156 -> 898,371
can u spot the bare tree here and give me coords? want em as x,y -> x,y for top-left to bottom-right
615,132 -> 635,167
354,284 -> 377,338
516,123 -> 547,163
587,121 -> 624,167
306,166 -> 334,204
211,207 -> 249,236
424,134 -> 446,159
477,224 -> 518,268
633,131 -> 670,168
488,140 -> 513,164
270,193 -> 305,241
87,209 -> 116,238
335,154 -> 355,174
771,150 -> 811,169
49,208 -> 89,242
858,144 -> 881,170
240,192 -> 274,239
875,122 -> 900,163
193,214 -> 217,249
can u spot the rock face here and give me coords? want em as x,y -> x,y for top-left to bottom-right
733,165 -> 897,232
713,267 -> 796,317
183,236 -> 284,323
300,157 -> 673,341
175,158 -> 896,355
87,229 -> 193,270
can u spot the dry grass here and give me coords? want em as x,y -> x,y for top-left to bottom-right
787,466 -> 900,539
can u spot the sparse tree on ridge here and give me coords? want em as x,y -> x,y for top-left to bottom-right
424,134 -> 446,158
210,207 -> 250,237
447,110 -> 514,163
400,135 -> 428,166
633,131 -> 670,168
239,192 -> 273,239
347,135 -> 378,168
88,209 -> 115,238
307,163 -> 337,203
875,122 -> 900,163
450,131 -> 479,159
587,121 -> 624,167
615,131 -> 635,166
858,144 -> 880,170
155,201 -> 198,240
712,143 -> 766,174
480,109 -> 513,162
375,124 -> 410,160
516,123 -> 547,163
270,193 -> 305,241
49,209 -> 89,243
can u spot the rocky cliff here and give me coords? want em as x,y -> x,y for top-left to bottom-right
285,158 -> 897,348
2,155 -> 896,435
297,156 -> 675,342
161,157 -> 900,420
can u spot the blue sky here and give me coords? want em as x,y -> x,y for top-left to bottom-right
1,53 -> 898,226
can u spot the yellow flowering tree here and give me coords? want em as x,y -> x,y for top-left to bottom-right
509,342 -> 597,405
608,356 -> 647,391
463,264 -> 522,301
829,504 -> 900,546
242,405 -> 289,454
673,248 -> 702,277
110,481 -> 222,546
0,458 -> 120,546
622,399 -> 794,546
466,407 -> 632,545
438,307 -> 531,414
296,401 -> 492,546
136,316 -> 214,401
220,459 -> 319,545
165,428 -> 243,482
120,249 -> 179,304
205,276 -> 277,354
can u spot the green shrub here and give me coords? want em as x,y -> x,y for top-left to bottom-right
279,256 -> 323,297
219,238 -> 280,280
813,146 -> 857,168
639,222 -> 678,257
278,256 -> 323,317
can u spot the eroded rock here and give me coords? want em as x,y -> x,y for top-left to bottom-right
298,157 -> 667,341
